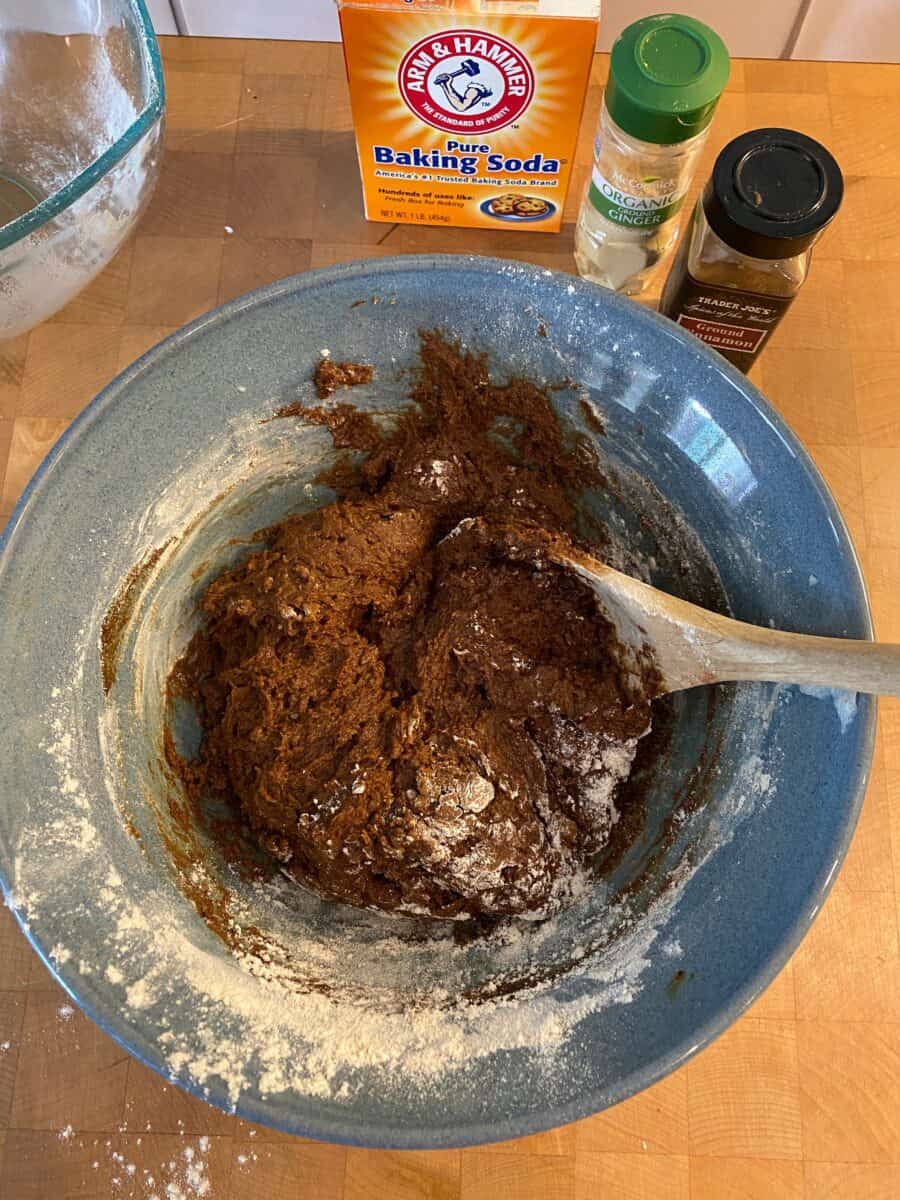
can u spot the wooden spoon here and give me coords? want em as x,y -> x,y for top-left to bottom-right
553,544 -> 900,699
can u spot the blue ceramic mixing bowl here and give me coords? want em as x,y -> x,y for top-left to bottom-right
0,256 -> 873,1148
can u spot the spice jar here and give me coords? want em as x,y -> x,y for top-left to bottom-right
659,128 -> 843,371
574,14 -> 730,296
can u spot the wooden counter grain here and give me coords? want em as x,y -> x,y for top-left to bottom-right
1,38 -> 899,1200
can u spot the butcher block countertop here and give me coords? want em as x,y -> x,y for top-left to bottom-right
2,37 -> 900,1200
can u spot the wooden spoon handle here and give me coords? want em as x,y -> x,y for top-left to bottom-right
702,616 -> 900,696
553,546 -> 897,698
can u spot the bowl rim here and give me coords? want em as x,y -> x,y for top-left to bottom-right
0,254 -> 877,1148
0,0 -> 165,254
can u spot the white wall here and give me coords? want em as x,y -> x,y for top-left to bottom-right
151,0 -> 900,62
3,0 -> 176,34
598,0 -> 803,60
172,0 -> 799,54
146,0 -> 177,36
174,0 -> 340,40
793,0 -> 900,62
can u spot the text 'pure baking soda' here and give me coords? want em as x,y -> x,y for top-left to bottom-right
336,1 -> 600,233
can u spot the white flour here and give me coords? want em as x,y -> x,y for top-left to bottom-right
70,1133 -> 222,1199
798,684 -> 858,733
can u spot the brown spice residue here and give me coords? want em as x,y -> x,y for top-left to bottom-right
666,967 -> 691,1000
579,398 -> 606,437
272,401 -> 305,420
313,358 -> 374,400
100,542 -> 170,694
272,360 -> 375,419
301,403 -> 383,451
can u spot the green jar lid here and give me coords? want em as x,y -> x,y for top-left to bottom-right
606,14 -> 730,145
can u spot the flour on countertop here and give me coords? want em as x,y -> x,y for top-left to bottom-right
53,1132 -> 227,1199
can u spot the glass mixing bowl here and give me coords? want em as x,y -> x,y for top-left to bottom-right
0,0 -> 164,338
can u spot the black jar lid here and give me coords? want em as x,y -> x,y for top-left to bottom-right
703,128 -> 843,260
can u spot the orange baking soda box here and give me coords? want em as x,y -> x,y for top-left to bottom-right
336,0 -> 600,232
